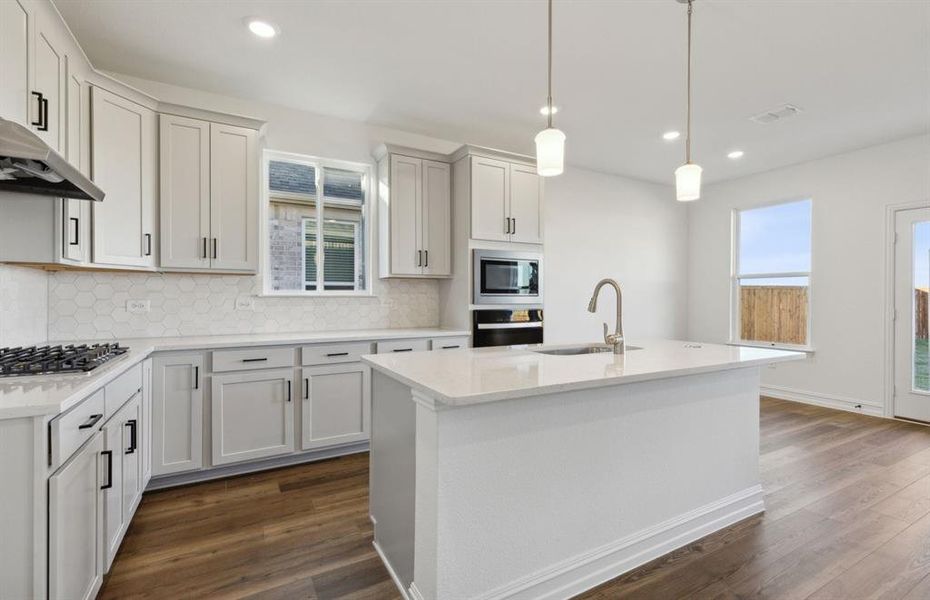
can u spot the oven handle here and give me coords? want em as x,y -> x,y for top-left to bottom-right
476,322 -> 543,330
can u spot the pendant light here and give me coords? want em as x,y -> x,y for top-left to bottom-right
535,0 -> 565,177
675,0 -> 702,201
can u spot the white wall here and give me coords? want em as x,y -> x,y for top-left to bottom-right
544,165 -> 688,344
0,264 -> 48,346
688,135 -> 930,413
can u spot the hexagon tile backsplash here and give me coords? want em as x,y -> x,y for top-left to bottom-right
47,271 -> 439,341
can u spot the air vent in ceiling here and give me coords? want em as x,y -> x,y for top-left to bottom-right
749,104 -> 803,125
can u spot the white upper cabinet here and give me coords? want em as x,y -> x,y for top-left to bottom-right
470,156 -> 543,245
378,147 -> 452,278
159,114 -> 210,269
91,86 -> 157,268
33,9 -> 65,152
209,123 -> 258,271
470,157 -> 510,242
0,0 -> 30,127
62,59 -> 88,263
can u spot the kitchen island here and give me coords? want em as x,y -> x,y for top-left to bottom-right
363,339 -> 804,600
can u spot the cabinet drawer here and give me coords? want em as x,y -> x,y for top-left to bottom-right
376,339 -> 429,354
105,363 -> 142,418
301,342 -> 372,366
429,336 -> 470,350
50,388 -> 106,470
212,347 -> 295,372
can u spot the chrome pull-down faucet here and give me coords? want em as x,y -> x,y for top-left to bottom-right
587,278 -> 624,354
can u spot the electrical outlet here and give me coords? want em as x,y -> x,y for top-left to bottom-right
235,296 -> 255,311
126,299 -> 150,314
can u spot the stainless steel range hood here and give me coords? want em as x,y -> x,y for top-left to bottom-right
0,117 -> 104,201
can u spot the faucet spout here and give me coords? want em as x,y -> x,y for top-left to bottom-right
588,278 -> 624,354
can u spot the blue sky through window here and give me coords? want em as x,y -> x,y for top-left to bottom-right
916,221 -> 929,290
739,199 -> 812,277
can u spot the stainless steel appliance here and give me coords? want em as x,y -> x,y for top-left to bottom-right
0,343 -> 128,377
0,117 -> 104,201
472,309 -> 544,348
473,249 -> 542,305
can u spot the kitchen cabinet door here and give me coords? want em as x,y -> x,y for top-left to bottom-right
91,86 -> 157,268
301,363 -> 370,451
48,431 -> 104,600
211,369 -> 295,465
151,353 -> 203,476
102,412 -> 125,570
62,63 -> 86,263
121,395 -> 142,526
422,159 -> 451,276
0,0 -> 30,127
33,10 -> 64,152
160,114 -> 210,269
209,123 -> 258,271
508,163 -> 543,244
389,154 -> 423,275
470,156 -> 510,242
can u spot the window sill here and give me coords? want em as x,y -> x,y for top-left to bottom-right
259,291 -> 376,298
727,341 -> 815,354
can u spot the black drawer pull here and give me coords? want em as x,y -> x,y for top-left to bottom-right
326,352 -> 349,357
441,345 -> 460,349
78,414 -> 103,429
392,348 -> 413,353
193,365 -> 199,390
101,450 -> 113,490
286,380 -> 291,402
125,419 -> 137,454
69,217 -> 80,246
242,357 -> 269,363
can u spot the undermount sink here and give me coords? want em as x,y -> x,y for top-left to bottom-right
532,344 -> 643,356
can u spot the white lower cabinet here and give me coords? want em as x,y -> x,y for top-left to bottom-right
102,393 -> 142,570
151,353 -> 204,476
141,358 -> 153,488
300,363 -> 371,450
48,430 -> 104,600
211,369 -> 295,465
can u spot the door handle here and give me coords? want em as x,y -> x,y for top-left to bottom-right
505,217 -> 511,234
212,238 -> 217,259
193,365 -> 199,390
417,250 -> 422,267
78,413 -> 103,429
30,92 -> 44,127
304,378 -> 309,400
392,348 -> 413,353
39,96 -> 49,132
326,352 -> 349,357
202,237 -> 208,259
144,233 -> 152,256
125,419 -> 137,454
101,450 -> 113,490
69,217 -> 79,246
241,357 -> 268,363
424,250 -> 429,268
511,218 -> 516,235
286,380 -> 292,402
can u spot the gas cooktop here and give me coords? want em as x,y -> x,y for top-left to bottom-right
0,343 -> 129,377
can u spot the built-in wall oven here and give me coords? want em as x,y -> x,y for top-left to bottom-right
473,250 -> 542,305
472,309 -> 544,348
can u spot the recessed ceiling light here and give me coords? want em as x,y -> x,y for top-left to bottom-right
246,18 -> 278,38
540,105 -> 559,116
662,131 -> 680,141
727,150 -> 745,159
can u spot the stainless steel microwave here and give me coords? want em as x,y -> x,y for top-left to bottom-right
473,250 -> 542,305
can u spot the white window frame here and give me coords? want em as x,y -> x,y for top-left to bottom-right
730,197 -> 814,352
261,149 -> 374,297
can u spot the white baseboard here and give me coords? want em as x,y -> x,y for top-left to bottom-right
373,540 -> 414,600
145,441 -> 369,490
445,484 -> 764,600
761,384 -> 885,417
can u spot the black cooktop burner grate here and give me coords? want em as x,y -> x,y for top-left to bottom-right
0,343 -> 129,377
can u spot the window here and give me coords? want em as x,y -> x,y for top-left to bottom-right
264,151 -> 369,295
733,199 -> 812,348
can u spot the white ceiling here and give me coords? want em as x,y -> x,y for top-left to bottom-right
55,0 -> 930,184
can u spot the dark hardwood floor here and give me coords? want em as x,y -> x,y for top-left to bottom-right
100,398 -> 930,600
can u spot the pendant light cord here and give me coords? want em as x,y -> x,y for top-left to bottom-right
686,0 -> 693,164
547,0 -> 554,128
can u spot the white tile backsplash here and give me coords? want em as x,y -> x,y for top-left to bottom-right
0,265 -> 48,347
48,271 -> 439,341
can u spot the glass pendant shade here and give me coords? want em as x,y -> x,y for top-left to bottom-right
675,162 -> 702,201
535,127 -> 566,177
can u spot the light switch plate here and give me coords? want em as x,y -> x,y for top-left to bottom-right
126,299 -> 150,314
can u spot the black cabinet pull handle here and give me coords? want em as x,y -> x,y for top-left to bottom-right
326,352 -> 349,357
286,380 -> 291,402
417,249 -> 422,267
69,217 -> 79,246
392,348 -> 413,353
193,365 -> 199,390
144,233 -> 152,256
242,357 -> 268,363
30,92 -> 44,127
212,238 -> 217,259
511,218 -> 516,235
78,413 -> 103,429
101,450 -> 113,490
39,97 -> 49,131
425,250 -> 429,268
125,419 -> 137,454
304,378 -> 309,400
202,237 -> 208,259
441,345 -> 460,349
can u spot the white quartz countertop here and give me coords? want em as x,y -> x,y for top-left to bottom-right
0,328 -> 468,420
362,339 -> 806,406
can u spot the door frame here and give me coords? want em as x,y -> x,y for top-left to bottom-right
884,201 -> 930,420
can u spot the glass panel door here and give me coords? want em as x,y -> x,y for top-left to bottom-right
894,208 -> 930,422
